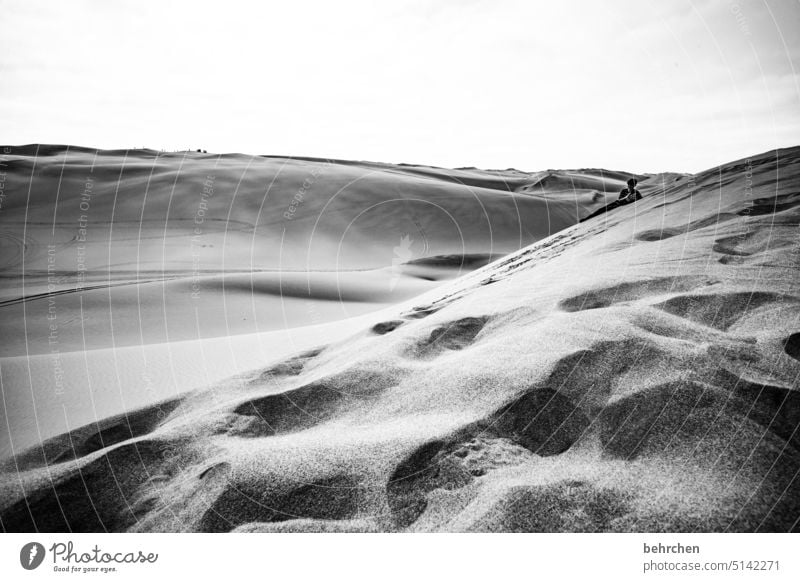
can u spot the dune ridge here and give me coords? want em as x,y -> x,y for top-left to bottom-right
1,146 -> 798,532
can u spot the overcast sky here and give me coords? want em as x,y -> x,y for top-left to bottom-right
1,0 -> 798,173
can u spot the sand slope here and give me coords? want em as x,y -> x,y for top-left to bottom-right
0,147 -> 630,461
1,146 -> 798,532
0,146 -> 635,357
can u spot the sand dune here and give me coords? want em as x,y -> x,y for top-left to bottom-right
0,146 -> 629,357
1,146 -> 798,532
0,146 -> 622,459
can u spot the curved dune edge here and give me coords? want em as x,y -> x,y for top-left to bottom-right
1,146 -> 799,532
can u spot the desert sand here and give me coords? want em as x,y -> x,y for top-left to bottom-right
0,145 -> 798,532
0,146 -> 607,358
0,146 -> 621,456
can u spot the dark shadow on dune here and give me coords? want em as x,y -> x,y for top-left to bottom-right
208,275 -> 380,302
558,277 -> 708,313
386,440 -> 450,528
413,316 -> 489,357
738,192 -> 800,216
1,438 -> 189,532
783,332 -> 800,362
492,389 -> 591,456
635,213 -> 738,242
404,254 -> 503,269
716,230 -> 797,264
599,381 -> 720,460
198,476 -> 360,533
371,320 -> 405,335
630,309 -> 742,344
652,291 -> 792,331
254,347 -> 325,381
713,368 -> 800,451
235,371 -> 392,437
5,398 -> 183,472
601,375 -> 800,461
232,383 -> 345,436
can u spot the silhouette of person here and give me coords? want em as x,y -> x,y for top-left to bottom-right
580,177 -> 642,222
617,177 -> 642,204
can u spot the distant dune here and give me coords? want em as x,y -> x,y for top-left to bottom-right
0,145 -> 798,532
0,145 -> 635,357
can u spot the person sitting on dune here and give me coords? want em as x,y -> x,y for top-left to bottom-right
580,177 -> 642,222
618,177 -> 642,204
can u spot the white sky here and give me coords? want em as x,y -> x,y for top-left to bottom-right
1,0 -> 798,173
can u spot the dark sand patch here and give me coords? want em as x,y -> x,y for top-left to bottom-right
1,438 -> 191,532
4,399 -> 182,472
559,277 -> 709,313
253,347 -> 325,381
635,213 -> 738,242
412,316 -> 489,357
199,475 -> 361,532
783,332 -> 800,361
653,291 -> 792,331
386,434 -> 534,528
371,320 -> 405,335
737,192 -> 800,216
491,389 -> 591,456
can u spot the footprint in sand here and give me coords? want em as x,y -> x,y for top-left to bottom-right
198,475 -> 362,533
252,346 -> 325,382
411,316 -> 490,357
